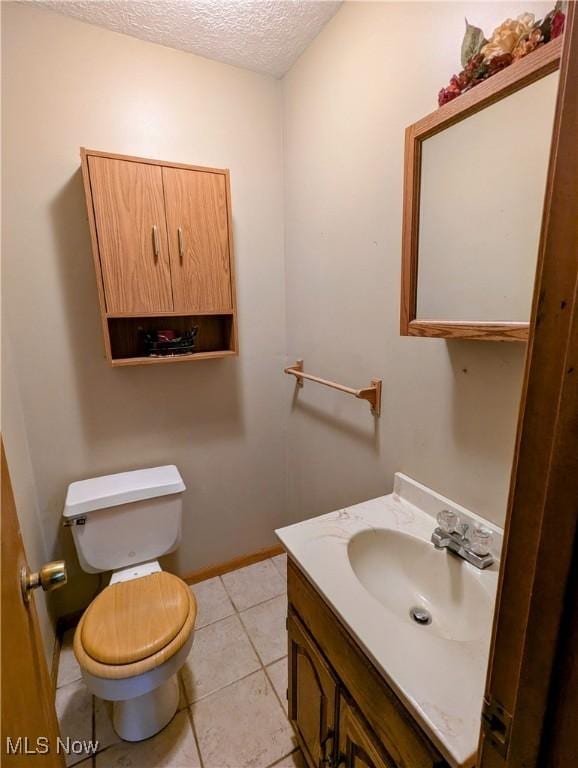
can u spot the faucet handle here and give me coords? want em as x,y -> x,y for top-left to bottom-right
470,526 -> 493,556
436,509 -> 459,533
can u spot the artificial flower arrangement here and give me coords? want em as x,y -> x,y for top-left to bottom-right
438,3 -> 566,106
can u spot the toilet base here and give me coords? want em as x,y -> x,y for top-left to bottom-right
112,674 -> 179,742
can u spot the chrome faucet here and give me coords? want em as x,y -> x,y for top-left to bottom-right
431,510 -> 494,570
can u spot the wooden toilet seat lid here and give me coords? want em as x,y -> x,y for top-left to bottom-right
81,572 -> 191,665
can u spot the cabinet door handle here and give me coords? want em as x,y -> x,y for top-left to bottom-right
152,225 -> 160,260
177,227 -> 184,263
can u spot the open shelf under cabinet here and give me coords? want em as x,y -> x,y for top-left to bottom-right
106,314 -> 237,367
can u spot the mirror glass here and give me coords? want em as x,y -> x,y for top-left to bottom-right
416,72 -> 559,323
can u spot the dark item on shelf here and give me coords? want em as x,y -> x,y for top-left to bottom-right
141,326 -> 199,357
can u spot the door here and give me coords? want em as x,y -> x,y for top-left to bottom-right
337,696 -> 396,768
288,611 -> 338,768
478,5 -> 578,767
162,167 -> 233,313
88,156 -> 173,314
1,443 -> 64,766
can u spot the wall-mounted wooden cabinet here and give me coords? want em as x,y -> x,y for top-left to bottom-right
80,148 -> 238,366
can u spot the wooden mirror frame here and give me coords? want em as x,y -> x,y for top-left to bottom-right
400,36 -> 562,342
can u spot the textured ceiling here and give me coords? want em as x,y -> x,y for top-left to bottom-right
33,0 -> 342,77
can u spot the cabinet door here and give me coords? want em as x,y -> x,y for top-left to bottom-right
338,696 -> 397,768
162,167 -> 233,313
288,612 -> 338,768
88,156 -> 173,314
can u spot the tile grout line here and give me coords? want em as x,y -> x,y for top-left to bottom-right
187,676 -> 297,768
218,566 -> 277,672
233,590 -> 287,615
262,661 -> 289,716
192,588 -> 286,634
217,567 -> 286,614
186,628 -> 294,767
188,711 -> 206,768
185,561 -> 282,708
195,563 -> 290,714
218,564 -> 296,761
187,664 -> 263,708
266,748 -> 302,768
242,557 -> 295,764
90,646 -> 262,763
191,560 -> 285,632
270,558 -> 287,582
180,672 -> 206,768
214,563 -> 296,763
238,591 -> 287,619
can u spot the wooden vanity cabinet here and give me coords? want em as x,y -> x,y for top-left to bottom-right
338,695 -> 397,768
288,613 -> 338,768
287,559 -> 448,768
81,148 -> 238,366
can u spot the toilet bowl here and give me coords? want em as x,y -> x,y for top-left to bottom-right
63,466 -> 194,741
73,564 -> 196,741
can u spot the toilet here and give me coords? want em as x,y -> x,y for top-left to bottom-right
63,465 -> 196,742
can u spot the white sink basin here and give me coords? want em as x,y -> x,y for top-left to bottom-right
348,529 -> 492,642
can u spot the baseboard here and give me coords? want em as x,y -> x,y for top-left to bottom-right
50,630 -> 62,692
52,611 -> 84,688
183,544 -> 285,585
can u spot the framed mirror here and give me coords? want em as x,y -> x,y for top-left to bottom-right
401,37 -> 562,341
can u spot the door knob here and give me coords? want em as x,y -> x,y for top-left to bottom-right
21,560 -> 67,602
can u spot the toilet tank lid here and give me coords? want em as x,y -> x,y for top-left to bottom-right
63,465 -> 185,518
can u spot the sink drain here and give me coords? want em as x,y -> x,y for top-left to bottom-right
409,606 -> 432,626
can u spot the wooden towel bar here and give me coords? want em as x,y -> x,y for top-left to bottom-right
284,360 -> 382,416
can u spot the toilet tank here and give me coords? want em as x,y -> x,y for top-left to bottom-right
63,466 -> 186,574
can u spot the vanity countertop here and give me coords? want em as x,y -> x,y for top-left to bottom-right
276,473 -> 502,768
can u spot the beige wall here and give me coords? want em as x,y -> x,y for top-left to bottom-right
2,336 -> 57,666
282,1 -> 551,528
3,0 -> 550,639
2,2 -> 287,616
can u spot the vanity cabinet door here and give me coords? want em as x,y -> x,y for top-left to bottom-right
288,611 -> 338,768
87,156 -> 173,314
337,696 -> 397,768
162,166 -> 233,313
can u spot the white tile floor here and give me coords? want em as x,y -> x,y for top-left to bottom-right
55,554 -> 305,768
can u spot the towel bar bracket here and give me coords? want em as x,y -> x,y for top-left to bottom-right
293,359 -> 304,388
